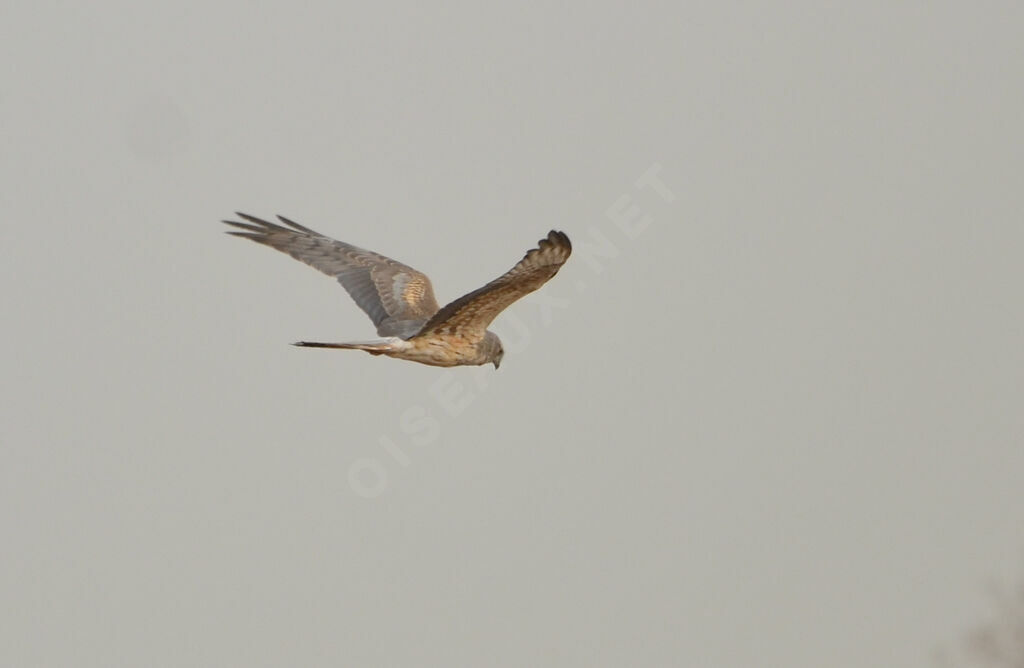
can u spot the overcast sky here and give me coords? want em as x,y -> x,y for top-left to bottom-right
3,2 -> 1023,666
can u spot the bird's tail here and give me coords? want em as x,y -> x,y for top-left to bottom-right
291,339 -> 397,356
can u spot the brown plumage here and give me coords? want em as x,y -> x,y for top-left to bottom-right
221,213 -> 571,368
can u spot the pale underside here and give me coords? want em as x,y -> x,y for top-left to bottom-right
222,213 -> 572,367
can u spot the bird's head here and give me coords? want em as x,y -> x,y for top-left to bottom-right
481,331 -> 504,369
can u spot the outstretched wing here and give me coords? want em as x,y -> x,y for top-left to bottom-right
222,213 -> 440,337
414,230 -> 571,343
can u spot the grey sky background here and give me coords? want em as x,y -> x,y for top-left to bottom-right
3,2 -> 1023,666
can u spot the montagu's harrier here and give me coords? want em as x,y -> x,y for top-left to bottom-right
222,213 -> 572,368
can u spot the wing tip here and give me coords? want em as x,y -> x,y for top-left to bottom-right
224,230 -> 269,243
541,229 -> 572,254
222,212 -> 320,238
222,212 -> 274,231
234,211 -> 266,224
276,214 -> 316,233
222,219 -> 266,233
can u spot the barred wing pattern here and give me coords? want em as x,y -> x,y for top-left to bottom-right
414,230 -> 572,344
222,214 -> 572,368
223,213 -> 440,338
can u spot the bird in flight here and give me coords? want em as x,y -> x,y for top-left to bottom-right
221,213 -> 572,368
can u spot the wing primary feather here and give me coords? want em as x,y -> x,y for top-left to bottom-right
221,212 -> 441,336
276,214 -> 317,234
222,220 -> 268,233
234,212 -> 294,234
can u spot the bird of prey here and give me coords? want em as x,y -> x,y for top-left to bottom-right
221,213 -> 572,368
